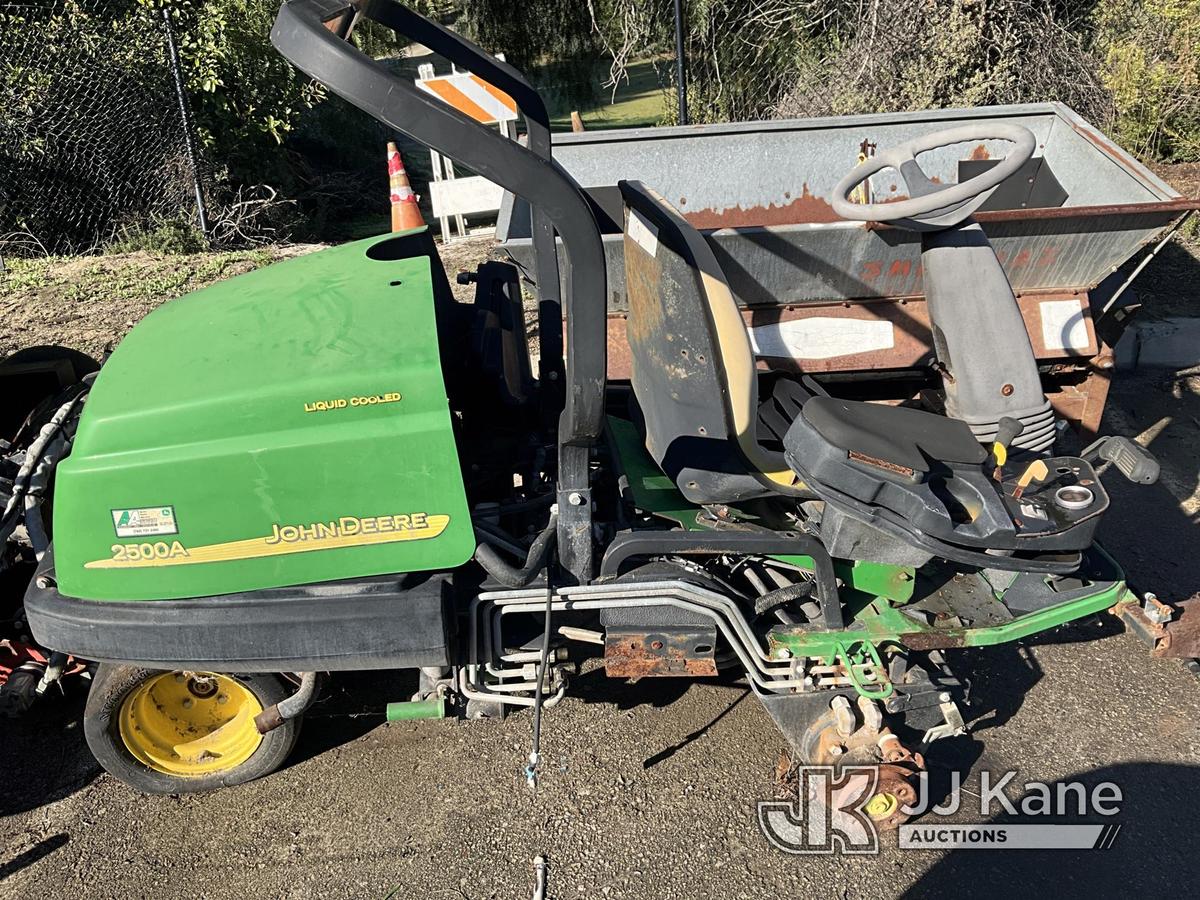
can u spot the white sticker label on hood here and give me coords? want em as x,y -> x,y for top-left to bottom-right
112,506 -> 178,538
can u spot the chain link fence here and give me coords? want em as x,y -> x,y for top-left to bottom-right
0,0 -> 203,256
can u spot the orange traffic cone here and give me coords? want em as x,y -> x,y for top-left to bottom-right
387,142 -> 424,231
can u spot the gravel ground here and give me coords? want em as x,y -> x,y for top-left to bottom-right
2,233 -> 1200,898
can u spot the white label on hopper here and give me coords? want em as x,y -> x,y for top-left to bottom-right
750,317 -> 895,360
1040,299 -> 1089,351
627,209 -> 659,257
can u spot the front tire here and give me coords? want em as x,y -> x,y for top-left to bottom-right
84,665 -> 300,793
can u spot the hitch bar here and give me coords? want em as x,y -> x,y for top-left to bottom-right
1113,593 -> 1200,659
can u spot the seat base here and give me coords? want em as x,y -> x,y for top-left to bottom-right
784,396 -> 1107,558
800,396 -> 988,475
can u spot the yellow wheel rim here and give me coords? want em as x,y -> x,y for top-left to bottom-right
119,672 -> 264,776
865,791 -> 899,821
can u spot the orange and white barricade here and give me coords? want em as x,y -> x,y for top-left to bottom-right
415,60 -> 518,243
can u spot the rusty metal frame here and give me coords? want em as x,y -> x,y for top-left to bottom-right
604,628 -> 719,677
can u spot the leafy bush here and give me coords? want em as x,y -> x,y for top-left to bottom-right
107,218 -> 208,255
1095,0 -> 1200,161
135,0 -> 326,187
591,0 -> 1200,162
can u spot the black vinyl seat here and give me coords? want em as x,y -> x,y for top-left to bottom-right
619,180 -> 806,504
619,179 -> 990,500
802,396 -> 988,474
756,379 -> 810,447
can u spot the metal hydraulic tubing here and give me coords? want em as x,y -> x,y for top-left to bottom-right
921,221 -> 1053,450
600,531 -> 843,629
470,581 -> 806,681
473,594 -> 807,694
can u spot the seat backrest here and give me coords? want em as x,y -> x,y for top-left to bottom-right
619,180 -> 796,503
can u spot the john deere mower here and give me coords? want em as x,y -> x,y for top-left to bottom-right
19,0 -> 1200,809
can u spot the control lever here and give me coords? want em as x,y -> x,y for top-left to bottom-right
1082,436 -> 1160,485
991,416 -> 1024,481
1012,459 -> 1048,501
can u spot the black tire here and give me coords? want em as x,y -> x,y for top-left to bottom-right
83,664 -> 301,794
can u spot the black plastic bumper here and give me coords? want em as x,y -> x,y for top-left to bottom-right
24,550 -> 453,672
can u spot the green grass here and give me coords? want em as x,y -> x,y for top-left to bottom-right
544,58 -> 668,131
105,220 -> 209,256
1,248 -> 281,308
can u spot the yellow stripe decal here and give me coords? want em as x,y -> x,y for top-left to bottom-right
86,514 -> 450,569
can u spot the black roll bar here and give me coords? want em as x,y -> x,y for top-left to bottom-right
270,0 -> 607,453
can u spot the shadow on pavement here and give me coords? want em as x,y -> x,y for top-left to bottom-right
570,665 -> 699,710
0,832 -> 70,882
0,686 -> 99,817
282,669 -> 414,769
902,761 -> 1200,897
642,688 -> 750,769
1097,371 -> 1200,603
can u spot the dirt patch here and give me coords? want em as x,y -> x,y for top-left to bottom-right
0,237 -> 495,365
1152,161 -> 1200,199
0,245 -> 319,362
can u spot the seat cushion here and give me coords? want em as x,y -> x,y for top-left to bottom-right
801,396 -> 988,473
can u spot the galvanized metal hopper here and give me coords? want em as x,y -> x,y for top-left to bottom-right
497,103 -> 1195,433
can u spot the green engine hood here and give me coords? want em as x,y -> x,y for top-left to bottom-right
53,229 -> 475,601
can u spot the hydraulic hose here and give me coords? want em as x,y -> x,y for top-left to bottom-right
1,387 -> 88,544
471,519 -> 532,558
473,511 -> 559,588
753,581 -> 814,618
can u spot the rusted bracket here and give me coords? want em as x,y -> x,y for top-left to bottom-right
1113,593 -> 1200,659
604,627 -> 718,678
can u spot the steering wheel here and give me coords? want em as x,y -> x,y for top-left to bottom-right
830,122 -> 1036,229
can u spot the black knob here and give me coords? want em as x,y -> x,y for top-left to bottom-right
995,416 -> 1024,448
